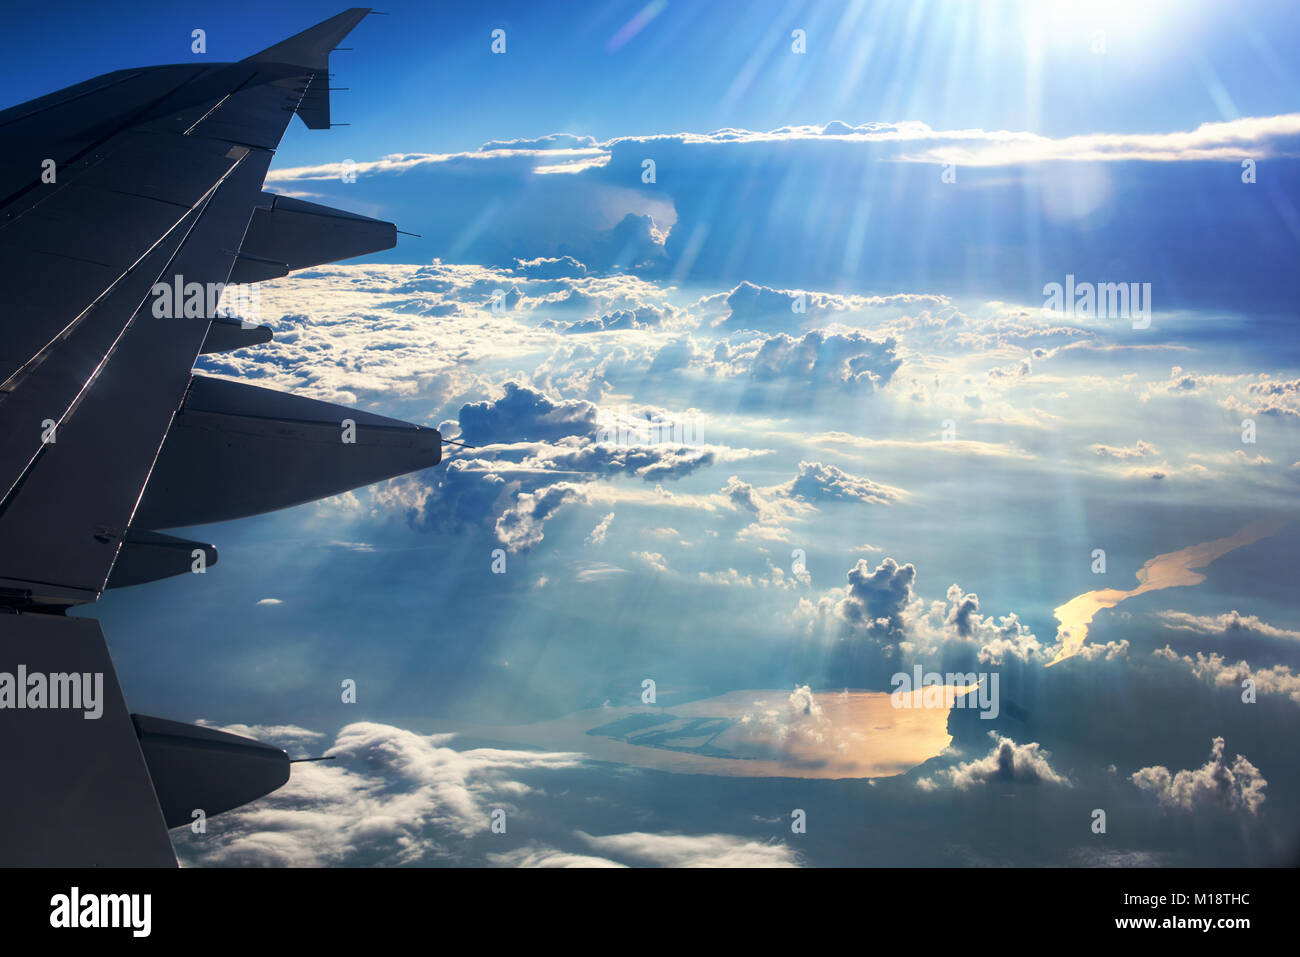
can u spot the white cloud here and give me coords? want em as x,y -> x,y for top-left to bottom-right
1156,609 -> 1300,643
917,733 -> 1071,790
585,511 -> 615,545
574,830 -> 800,867
1154,646 -> 1300,704
1131,737 -> 1267,815
174,722 -> 586,867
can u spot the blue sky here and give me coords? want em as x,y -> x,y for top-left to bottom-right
9,2 -> 1299,866
6,0 -> 1300,158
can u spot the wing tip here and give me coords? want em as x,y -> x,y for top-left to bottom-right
244,8 -> 373,71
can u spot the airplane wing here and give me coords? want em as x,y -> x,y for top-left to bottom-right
0,9 -> 440,866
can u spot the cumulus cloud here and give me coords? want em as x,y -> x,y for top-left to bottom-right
1153,646 -> 1300,704
1131,737 -> 1267,815
747,330 -> 901,388
835,557 -> 917,646
777,460 -> 906,506
798,557 -> 1041,666
495,483 -> 588,551
369,371 -> 765,551
1072,639 -> 1130,662
917,732 -> 1071,790
174,722 -> 586,867
720,475 -> 811,525
459,382 -> 598,445
727,685 -> 833,753
635,550 -> 668,573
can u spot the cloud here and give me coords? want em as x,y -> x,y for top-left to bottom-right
1131,737 -> 1267,815
537,441 -> 748,481
486,844 -> 625,868
585,512 -> 615,545
835,557 -> 917,646
174,722 -> 586,867
365,370 -> 764,551
1072,639 -> 1130,662
495,483 -> 588,551
1156,609 -> 1300,643
799,556 -> 1041,666
808,431 -> 1035,461
736,523 -> 794,543
634,550 -> 668,572
268,115 -> 1300,185
777,460 -> 906,506
719,281 -> 947,331
260,115 -> 1300,312
917,732 -> 1071,790
573,830 -> 800,867
556,308 -> 666,334
1069,848 -> 1166,868
1153,646 -> 1300,704
747,330 -> 901,389
458,382 -> 598,445
938,585 -> 1044,666
696,559 -> 808,590
488,828 -> 802,867
512,255 -> 589,279
196,722 -> 325,754
1089,440 -> 1158,460
720,475 -> 811,525
480,134 -> 600,153
890,113 -> 1300,165
255,598 -> 282,606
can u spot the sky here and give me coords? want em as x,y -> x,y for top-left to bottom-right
8,1 -> 1298,867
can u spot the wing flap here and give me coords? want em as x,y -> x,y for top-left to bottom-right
228,192 -> 396,282
200,316 -> 273,354
106,530 -> 217,589
131,715 -> 290,829
134,375 -> 441,529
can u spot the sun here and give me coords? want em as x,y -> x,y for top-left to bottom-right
1015,0 -> 1176,57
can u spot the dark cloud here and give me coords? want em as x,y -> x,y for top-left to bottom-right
458,382 -> 598,445
838,557 -> 917,644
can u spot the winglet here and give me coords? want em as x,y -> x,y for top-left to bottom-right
245,8 -> 372,71
246,9 -> 373,130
